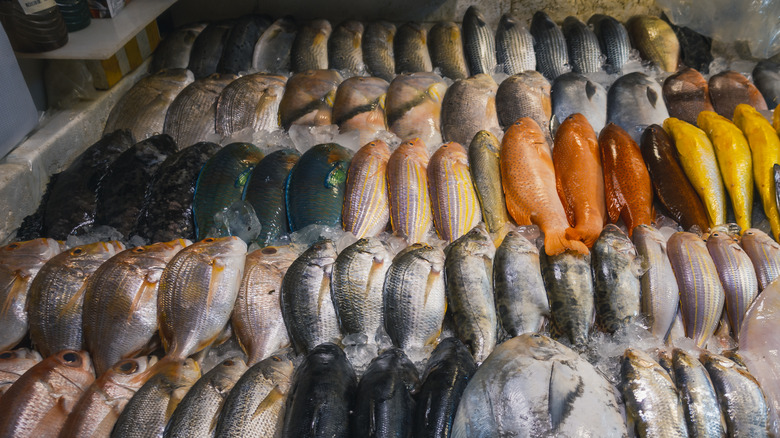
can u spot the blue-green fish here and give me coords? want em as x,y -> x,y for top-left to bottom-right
243,149 -> 300,246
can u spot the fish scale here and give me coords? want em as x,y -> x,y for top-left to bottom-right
215,73 -> 286,137
662,67 -> 714,126
291,19 -> 330,72
243,149 -> 300,246
588,14 -> 630,74
540,249 -> 594,348
530,11 -> 570,81
428,142 -> 482,242
394,22 -> 432,73
328,20 -> 365,75
251,17 -> 297,74
363,21 -> 396,82
188,21 -> 233,79
496,71 -> 552,143
462,6 -> 496,75
468,131 -> 509,236
740,228 -> 780,291
218,15 -> 270,75
342,140 -> 391,238
428,22 -> 469,80
387,138 -> 433,243
592,225 -> 642,333
562,16 -> 602,74
632,225 -> 679,342
550,72 -> 607,135
163,74 -> 236,150
496,13 -> 535,75
672,349 -> 726,438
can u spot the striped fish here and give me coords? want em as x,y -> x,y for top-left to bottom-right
342,140 -> 391,238
740,228 -> 780,291
428,142 -> 481,242
387,138 -> 433,244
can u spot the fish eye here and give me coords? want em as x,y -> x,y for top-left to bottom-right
133,247 -> 145,253
119,361 -> 138,373
262,247 -> 277,255
204,238 -> 215,242
272,356 -> 281,362
62,352 -> 80,364
71,248 -> 84,255
7,243 -> 19,250
0,352 -> 12,359
224,360 -> 235,366
712,232 -> 719,237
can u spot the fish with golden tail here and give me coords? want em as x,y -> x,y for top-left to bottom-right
386,138 -> 433,243
342,140 -> 391,238
428,142 -> 482,242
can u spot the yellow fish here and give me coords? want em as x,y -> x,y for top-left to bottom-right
774,105 -> 780,133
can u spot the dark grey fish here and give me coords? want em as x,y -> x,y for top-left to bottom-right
243,149 -> 300,246
753,60 -> 780,110
291,19 -> 331,72
462,6 -> 496,75
252,17 -> 297,74
530,11 -> 571,81
496,71 -> 552,141
328,20 -> 365,75
428,21 -> 469,80
394,22 -> 432,74
551,72 -> 607,134
363,21 -> 396,82
540,249 -> 594,349
588,14 -> 631,74
188,21 -> 234,79
607,72 -> 669,143
562,16 -> 602,74
496,14 -> 535,75
217,15 -> 272,75
662,14 -> 713,74
151,23 -> 206,73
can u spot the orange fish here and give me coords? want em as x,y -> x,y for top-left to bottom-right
599,123 -> 654,234
553,114 -> 606,247
500,117 -> 589,256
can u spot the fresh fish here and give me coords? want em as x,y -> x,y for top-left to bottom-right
0,349 -> 41,395
103,69 -> 195,142
134,142 -> 221,243
496,71 -> 552,143
658,15 -> 713,74
640,125 -> 710,232
278,69 -> 343,130
386,138 -> 433,243
740,228 -> 780,291
709,71 -> 768,118
291,19 -> 331,72
753,60 -> 780,109
776,106 -> 780,133
540,249 -> 594,348
530,11 -> 570,81
662,67 -> 715,126
462,6 -> 496,76
394,22 -> 432,73
627,15 -> 679,72
385,72 -> 447,145
243,149 -> 300,246
620,348 -> 688,437
252,17 -> 297,74
672,349 -> 726,438
607,72 -> 669,143
550,72 -> 607,134
553,113 -> 606,247
215,73 -> 286,137
328,20 -> 365,75
332,76 -> 389,142
600,123 -> 654,234
342,140 -> 391,238
428,21 -> 469,80
667,232 -> 725,348
363,21 -> 396,82
468,131 -> 509,236
495,14 -> 535,75
0,239 -> 63,351
151,23 -> 206,73
0,351 -> 94,438
453,334 -> 626,437
158,237 -> 246,360
217,15 -> 270,75
163,74 -> 237,149
632,225 -> 679,342
383,243 -> 446,364
562,16 -> 602,74
592,225 -> 642,333
193,142 -> 264,240
188,21 -> 233,79
281,343 -> 356,437
428,142 -> 482,242
588,14 -> 631,74
28,241 -> 124,357
664,117 -> 727,228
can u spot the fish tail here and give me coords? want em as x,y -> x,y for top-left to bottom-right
565,225 -> 599,248
544,229 -> 590,256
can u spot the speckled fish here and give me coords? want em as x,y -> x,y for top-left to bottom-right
698,111 -> 754,233
342,140 -> 391,238
664,117 -> 727,228
158,237 -> 246,360
386,138 -> 433,243
496,71 -> 552,142
103,69 -> 194,142
671,349 -> 726,438
291,19 -> 331,72
588,14 -> 631,74
664,18 -> 713,73
27,241 -> 124,357
592,225 -> 642,333
383,244 -> 446,364
95,134 -> 177,238
188,21 -> 233,79
363,21 -> 396,82
252,17 -> 296,74
621,348 -> 688,438
111,359 -> 201,438
667,232 -> 725,348
754,60 -> 780,110
607,72 -> 669,142
530,11 -> 570,81
663,67 -> 715,126
0,349 -> 41,396
468,131 -> 509,236
428,142 -> 482,242
562,16 -> 602,74
0,239 -> 63,351
163,74 -> 236,149
550,72 -> 607,134
462,6 -> 496,76
428,21 -> 469,80
0,351 -> 94,438
328,20 -> 365,75
709,71 -> 768,118
496,14 -> 535,75
217,15 -> 270,75
82,240 -> 189,376
277,69 -> 343,130
193,142 -> 263,240
627,15 -> 679,72
215,73 -> 286,136
242,149 -> 299,246
393,22 -> 432,74
385,72 -> 447,145
151,23 -> 206,73
540,249 -> 594,348
632,225 -> 679,342
332,76 -> 389,142
740,228 -> 780,291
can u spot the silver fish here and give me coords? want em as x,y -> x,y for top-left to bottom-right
607,72 -> 670,143
740,228 -> 780,291
588,14 -> 631,74
291,19 -> 331,72
394,22 -> 432,74
496,71 -> 552,142
540,249 -> 594,349
672,349 -> 727,438
363,21 -> 396,82
0,349 -> 41,396
328,20 -> 365,75
632,225 -> 679,342
252,17 -> 297,74
163,74 -> 237,149
215,73 -> 286,137
496,14 -> 535,75
551,72 -> 607,135
562,16 -> 603,74
592,224 -> 642,333
462,6 -> 496,75
151,23 -> 206,73
530,11 -> 571,81
440,74 -> 500,146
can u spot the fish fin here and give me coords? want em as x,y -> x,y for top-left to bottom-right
646,86 -> 658,108
0,276 -> 25,319
548,361 -> 584,431
605,188 -> 624,224
60,281 -> 89,318
585,81 -> 597,100
556,177 -> 574,226
253,386 -> 285,419
544,230 -> 589,256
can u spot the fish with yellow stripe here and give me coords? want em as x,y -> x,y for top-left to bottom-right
428,142 -> 482,242
387,138 -> 434,243
468,130 -> 510,240
343,140 -> 391,238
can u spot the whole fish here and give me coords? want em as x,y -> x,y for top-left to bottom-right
740,228 -> 780,291
386,138 -> 433,243
0,349 -> 41,395
83,240 -> 189,376
553,113 -> 606,247
163,74 -> 236,149
640,125 -> 710,232
495,71 -> 552,143
664,117 -> 727,228
667,232 -> 725,348
217,15 -> 270,75
620,348 -> 688,438
281,343 -> 356,438
215,73 -> 286,136
383,243 -> 446,364
158,237 -> 246,360
332,76 -> 389,141
495,14 -> 535,75
28,241 -> 124,357
103,69 -> 194,142
462,6 -> 496,76
753,60 -> 780,109
188,21 -> 233,79
243,149 -> 299,246
362,21 -> 396,82
588,14 -> 631,74
342,140 -> 391,238
468,131 -> 510,236
599,123 -> 654,235
550,72 -> 607,134
278,69 -> 343,130
627,15 -> 679,72
385,72 -> 447,146
632,225 -> 679,342
709,71 -> 768,118
0,350 -> 94,438
150,23 -> 205,72
530,11 -> 570,80
428,21 -> 469,80
672,349 -> 726,438
540,249 -> 594,348
291,19 -> 331,72
193,142 -> 264,240
252,17 -> 297,74
592,225 -> 642,333
0,238 -> 63,351
562,16 -> 602,74
328,20 -> 365,75
607,72 -> 669,143
501,118 -> 588,255
663,18 -> 713,73
428,142 -> 482,242
776,106 -> 780,133
663,67 -> 715,126
394,22 -> 432,73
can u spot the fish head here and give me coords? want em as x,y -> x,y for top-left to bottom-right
503,231 -> 539,254
598,224 -> 634,253
51,350 -> 95,387
671,348 -> 699,371
214,357 -> 250,384
62,241 -> 125,266
0,348 -> 42,375
190,237 -> 248,269
259,349 -> 295,385
0,238 -> 64,265
304,239 -> 338,267
106,356 -> 160,388
699,351 -> 734,372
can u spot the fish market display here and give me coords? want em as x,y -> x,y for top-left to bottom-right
495,71 -> 552,142
665,18 -> 713,73
328,20 -> 365,75
278,69 -> 342,130
215,73 -> 286,137
386,138 -> 433,243
0,349 -> 41,395
740,228 -> 780,291
709,71 -> 768,118
753,60 -> 780,109
530,11 -> 570,80
662,67 -> 714,126
291,19 -> 331,72
394,22 -> 432,74
495,14 -> 535,75
163,74 -> 236,149
588,14 -> 631,74
385,72 -> 447,145
632,225 -> 679,341
331,76 -> 388,143
251,17 -> 296,74
187,21 -> 233,79
341,140 -> 390,238
607,72 -> 669,142
441,75 -> 500,146
671,349 -> 726,438
462,6 -> 495,76
243,149 -> 300,246
592,225 -> 642,333
150,23 -> 205,73
362,21 -> 395,81
428,142 -> 481,242
541,248 -> 594,348
468,130 -> 509,236
550,72 -> 607,134
562,16 -> 602,74
218,15 -> 270,75
627,15 -> 679,72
